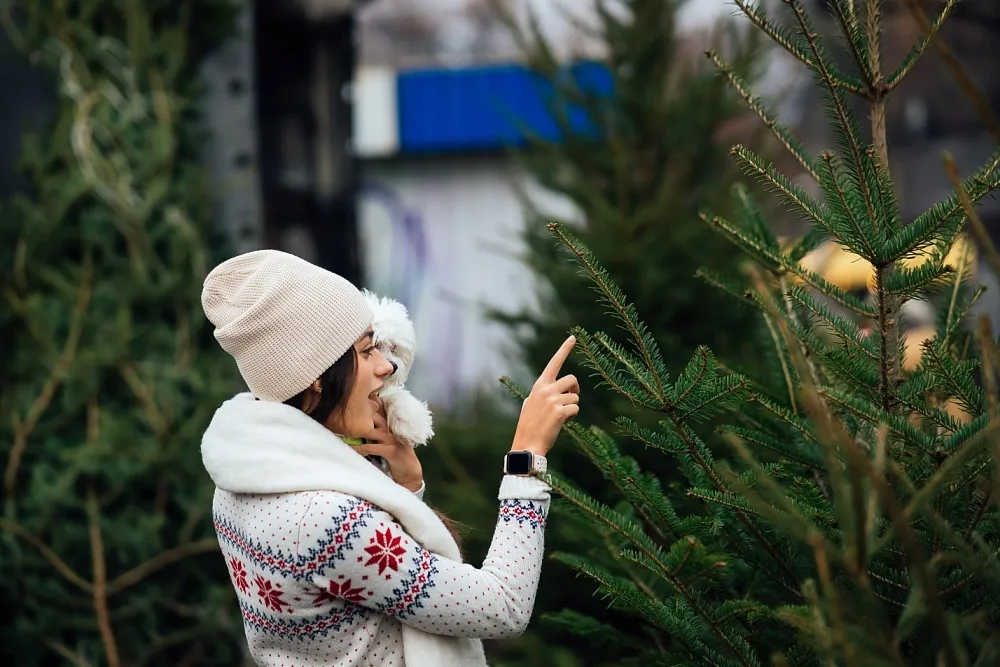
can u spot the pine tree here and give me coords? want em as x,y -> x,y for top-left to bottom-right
0,1 -> 246,664
504,0 -> 1000,664
418,3 -> 773,664
492,0 -> 768,430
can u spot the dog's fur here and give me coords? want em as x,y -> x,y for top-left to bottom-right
362,290 -> 434,447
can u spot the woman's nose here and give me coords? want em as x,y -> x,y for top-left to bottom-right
374,350 -> 395,377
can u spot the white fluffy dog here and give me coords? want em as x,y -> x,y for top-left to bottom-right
361,290 -> 434,447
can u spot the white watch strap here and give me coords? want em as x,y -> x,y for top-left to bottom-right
532,454 -> 547,474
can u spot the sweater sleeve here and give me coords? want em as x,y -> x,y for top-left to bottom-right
297,476 -> 550,639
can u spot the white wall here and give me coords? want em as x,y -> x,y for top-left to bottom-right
358,156 -> 580,408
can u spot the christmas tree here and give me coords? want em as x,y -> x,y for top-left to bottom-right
506,0 -> 1000,663
419,2 -> 775,664
0,1 -> 246,664
494,0 -> 768,430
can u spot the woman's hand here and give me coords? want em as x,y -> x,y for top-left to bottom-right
511,336 -> 580,457
357,405 -> 423,493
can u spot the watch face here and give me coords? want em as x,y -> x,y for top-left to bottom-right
505,451 -> 533,475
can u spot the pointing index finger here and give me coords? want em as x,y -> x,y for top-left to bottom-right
539,335 -> 576,383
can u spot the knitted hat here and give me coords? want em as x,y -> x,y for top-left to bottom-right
201,249 -> 372,403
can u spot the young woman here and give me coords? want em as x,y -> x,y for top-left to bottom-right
200,249 -> 580,667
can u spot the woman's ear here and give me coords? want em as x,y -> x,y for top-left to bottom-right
301,380 -> 322,415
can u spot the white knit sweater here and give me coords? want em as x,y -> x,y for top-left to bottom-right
202,393 -> 551,667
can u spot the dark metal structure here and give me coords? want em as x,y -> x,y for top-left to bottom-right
254,0 -> 364,284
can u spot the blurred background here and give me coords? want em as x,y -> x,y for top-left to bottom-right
2,0 -> 999,665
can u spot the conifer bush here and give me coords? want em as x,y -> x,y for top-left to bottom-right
0,1 -> 245,664
509,0 -> 1000,664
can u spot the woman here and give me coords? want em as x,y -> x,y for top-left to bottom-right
200,249 -> 580,667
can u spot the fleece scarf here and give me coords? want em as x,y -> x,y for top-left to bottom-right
200,392 -> 488,667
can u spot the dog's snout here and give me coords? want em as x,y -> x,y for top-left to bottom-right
389,360 -> 398,376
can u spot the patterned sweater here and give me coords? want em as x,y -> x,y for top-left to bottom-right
213,475 -> 550,666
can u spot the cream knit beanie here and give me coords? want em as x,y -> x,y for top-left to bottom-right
201,249 -> 373,403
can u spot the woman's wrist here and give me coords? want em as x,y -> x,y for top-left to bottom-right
398,475 -> 424,493
509,438 -> 548,457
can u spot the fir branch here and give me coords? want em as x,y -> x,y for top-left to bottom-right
719,425 -> 823,468
592,331 -> 661,403
47,641 -> 98,667
548,222 -> 668,403
677,374 -> 749,422
668,417 -> 804,597
718,440 -> 829,561
615,417 -> 687,457
963,488 -> 991,542
817,152 -> 876,260
747,391 -> 821,447
731,0 -> 864,95
687,487 -> 760,516
4,250 -> 93,498
940,285 -> 985,350
885,150 -> 1000,262
87,488 -> 121,667
703,213 -> 875,317
943,153 -> 1000,281
733,183 -> 780,253
119,363 -> 170,439
0,517 -> 94,593
696,268 -> 755,306
826,0 -> 875,86
920,344 -> 984,417
574,328 -> 664,410
884,261 -> 953,300
894,394 -> 962,435
107,538 -> 219,595
761,312 -> 799,414
786,0 -> 881,239
547,475 -> 759,667
903,418 -> 999,524
886,0 -> 959,91
786,227 -> 828,264
730,144 -> 828,233
577,424 -> 688,544
706,50 -> 818,181
786,285 -> 878,361
817,387 -> 936,452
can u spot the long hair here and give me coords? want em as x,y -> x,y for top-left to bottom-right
284,347 -> 467,555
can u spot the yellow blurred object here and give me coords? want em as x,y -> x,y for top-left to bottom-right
796,234 -> 978,292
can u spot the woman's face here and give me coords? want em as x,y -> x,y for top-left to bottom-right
327,329 -> 394,438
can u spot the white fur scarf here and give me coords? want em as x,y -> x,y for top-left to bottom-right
201,392 -> 488,667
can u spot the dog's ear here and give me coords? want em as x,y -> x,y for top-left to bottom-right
360,290 -> 417,358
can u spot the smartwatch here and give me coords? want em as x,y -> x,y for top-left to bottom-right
503,450 -> 547,476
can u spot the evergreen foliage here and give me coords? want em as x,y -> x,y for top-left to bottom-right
493,0 -> 767,429
420,2 -> 774,664
509,0 -> 1000,664
0,1 -> 245,664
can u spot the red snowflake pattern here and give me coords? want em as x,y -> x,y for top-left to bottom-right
312,579 -> 369,606
228,556 -> 249,594
364,526 -> 406,574
254,574 -> 289,613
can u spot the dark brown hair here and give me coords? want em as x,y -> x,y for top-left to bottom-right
284,346 -> 357,425
286,347 -> 468,555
